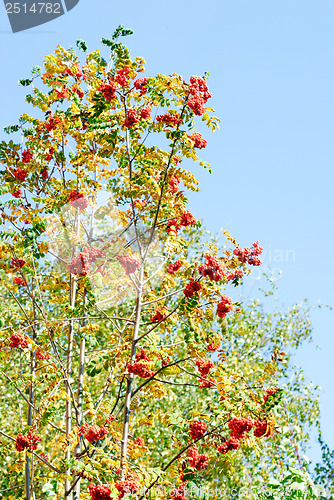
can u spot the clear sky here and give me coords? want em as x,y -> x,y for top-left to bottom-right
0,0 -> 333,464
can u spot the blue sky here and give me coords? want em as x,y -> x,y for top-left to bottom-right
0,0 -> 333,464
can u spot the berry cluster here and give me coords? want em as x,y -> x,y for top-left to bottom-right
88,483 -> 112,500
133,437 -> 145,446
123,108 -> 140,128
65,63 -> 84,79
207,338 -> 221,351
68,247 -> 105,276
196,358 -> 214,376
166,260 -> 182,274
168,174 -> 181,193
115,479 -> 140,499
150,308 -> 167,323
187,446 -> 209,470
226,269 -> 244,282
166,217 -> 181,234
15,431 -> 41,452
157,353 -> 171,366
22,149 -> 33,163
170,482 -> 187,500
198,254 -> 225,282
12,190 -> 22,198
189,420 -> 207,441
127,361 -> 154,379
199,377 -> 216,389
78,423 -> 89,436
183,279 -> 201,298
68,190 -> 89,210
12,168 -> 27,182
180,211 -> 196,227
9,332 -> 29,348
134,78 -> 148,95
11,258 -> 26,269
216,295 -> 233,319
99,82 -> 117,101
45,114 -> 61,132
156,112 -> 183,126
45,147 -> 55,161
233,241 -> 263,267
116,253 -> 141,275
188,76 -> 212,116
84,425 -> 108,443
253,420 -> 271,437
229,417 -> 254,439
115,66 -> 135,87
140,106 -> 151,119
14,276 -> 26,286
36,350 -> 51,361
135,350 -> 151,362
263,387 -> 280,403
41,167 -> 48,180
217,436 -> 240,454
189,132 -> 207,149
105,414 -> 116,424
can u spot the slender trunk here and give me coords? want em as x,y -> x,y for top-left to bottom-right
65,276 -> 76,498
73,290 -> 87,500
120,265 -> 144,480
25,278 -> 36,500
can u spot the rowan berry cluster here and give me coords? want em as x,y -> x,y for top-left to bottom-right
36,350 -> 51,360
157,353 -> 171,366
168,174 -> 181,193
15,431 -> 41,452
150,308 -> 167,323
127,359 -> 154,378
229,417 -> 254,439
134,77 -> 148,95
11,258 -> 26,268
196,358 -> 214,376
115,479 -> 140,499
233,240 -> 263,266
9,332 -> 29,348
105,414 -> 116,424
65,63 -> 83,79
198,254 -> 225,281
180,211 -> 196,226
135,349 -> 151,362
170,482 -> 187,500
68,190 -> 89,210
183,279 -> 201,298
99,82 -> 117,101
140,106 -> 151,119
189,132 -> 207,149
12,190 -> 22,198
68,247 -> 105,276
156,112 -> 183,126
115,66 -> 135,87
123,108 -> 140,128
45,147 -> 55,161
199,377 -> 216,388
187,446 -> 209,470
88,483 -> 113,500
78,423 -> 89,436
133,437 -> 145,446
12,168 -> 27,182
167,260 -> 182,274
216,295 -> 233,319
116,253 -> 141,275
22,149 -> 33,163
263,387 -> 280,403
45,114 -> 60,131
253,420 -> 270,437
14,276 -> 26,286
84,424 -> 108,443
187,75 -> 212,116
189,420 -> 207,441
226,269 -> 244,281
41,167 -> 48,180
206,338 -> 221,351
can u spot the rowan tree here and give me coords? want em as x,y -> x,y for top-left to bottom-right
0,26 -> 324,500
